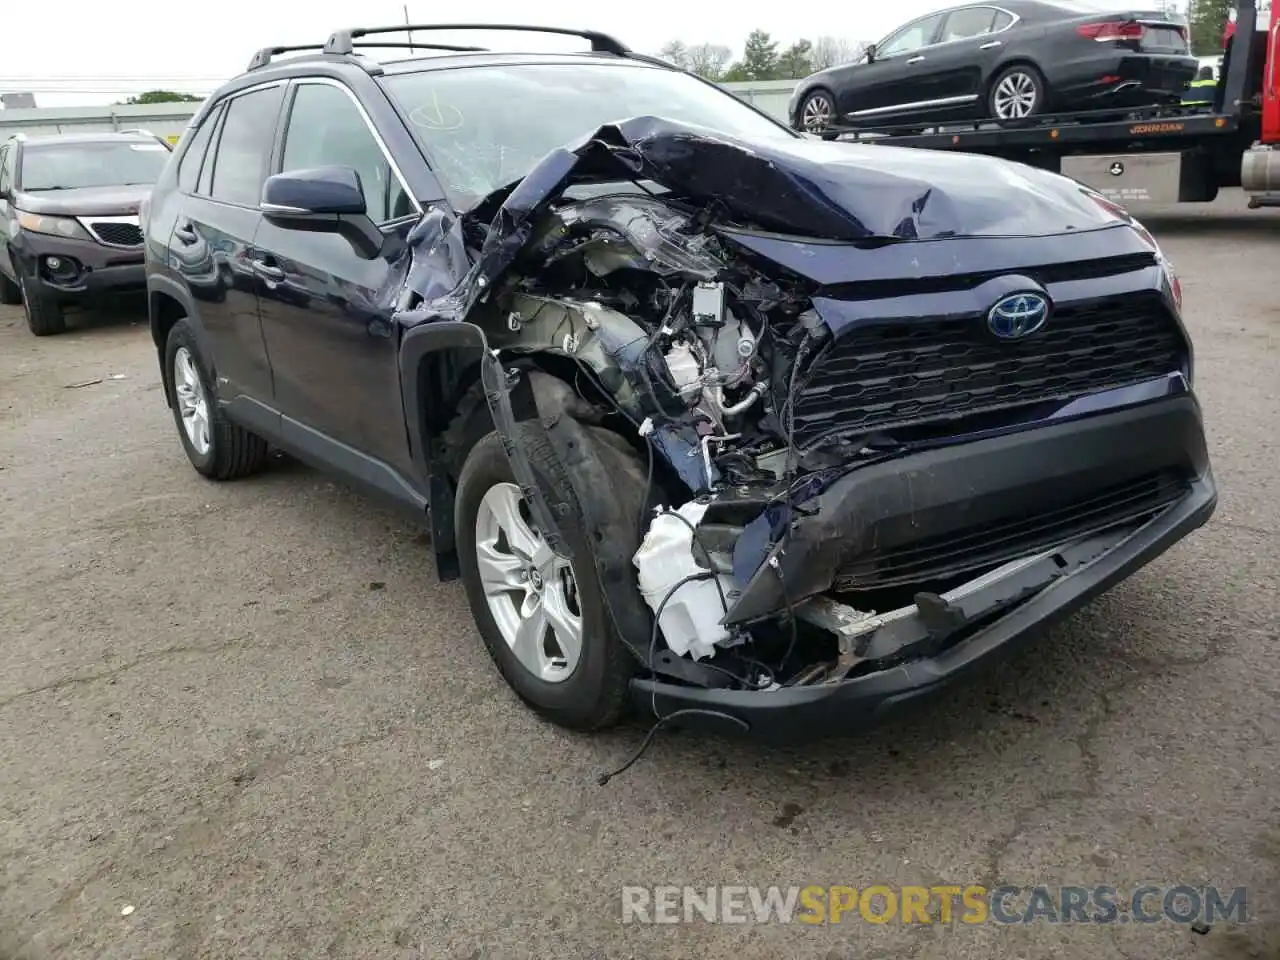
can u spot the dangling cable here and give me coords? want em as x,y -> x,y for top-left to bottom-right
596,570 -> 749,785
597,708 -> 748,785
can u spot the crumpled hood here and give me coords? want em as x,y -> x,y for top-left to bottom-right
590,117 -> 1123,242
14,184 -> 150,217
401,115 -> 1131,331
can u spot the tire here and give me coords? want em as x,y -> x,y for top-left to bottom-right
163,318 -> 268,480
988,64 -> 1047,121
454,426 -> 634,731
20,273 -> 66,336
797,89 -> 837,133
0,267 -> 21,306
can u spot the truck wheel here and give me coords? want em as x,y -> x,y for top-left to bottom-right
0,269 -> 21,305
989,65 -> 1046,120
163,319 -> 268,480
21,275 -> 66,336
454,426 -> 633,731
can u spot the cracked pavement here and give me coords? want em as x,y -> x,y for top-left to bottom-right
0,192 -> 1277,960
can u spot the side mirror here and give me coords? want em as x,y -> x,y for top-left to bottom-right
864,44 -> 877,63
260,166 -> 383,259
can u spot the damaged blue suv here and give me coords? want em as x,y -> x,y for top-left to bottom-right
144,23 -> 1216,741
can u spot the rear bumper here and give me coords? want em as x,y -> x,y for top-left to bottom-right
1053,54 -> 1198,105
633,394 -> 1216,742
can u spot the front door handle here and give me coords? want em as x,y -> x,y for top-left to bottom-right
980,40 -> 1003,49
906,55 -> 926,64
251,259 -> 286,282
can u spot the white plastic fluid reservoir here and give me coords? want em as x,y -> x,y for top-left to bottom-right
633,500 -> 736,661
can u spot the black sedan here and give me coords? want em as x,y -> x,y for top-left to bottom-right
789,0 -> 1198,132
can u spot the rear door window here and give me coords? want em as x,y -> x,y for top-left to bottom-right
208,85 -> 285,207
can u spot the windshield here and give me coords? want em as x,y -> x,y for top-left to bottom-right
381,61 -> 795,209
20,140 -> 170,191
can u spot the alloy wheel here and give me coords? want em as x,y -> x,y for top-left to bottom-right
474,482 -> 583,683
993,72 -> 1039,119
802,93 -> 835,132
173,346 -> 211,456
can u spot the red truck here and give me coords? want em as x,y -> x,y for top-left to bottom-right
828,0 -> 1280,211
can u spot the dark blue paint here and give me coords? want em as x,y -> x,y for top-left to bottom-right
262,165 -> 366,215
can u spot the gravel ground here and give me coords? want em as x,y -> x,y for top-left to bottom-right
0,192 -> 1277,960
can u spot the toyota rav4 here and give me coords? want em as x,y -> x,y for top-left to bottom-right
143,23 -> 1216,741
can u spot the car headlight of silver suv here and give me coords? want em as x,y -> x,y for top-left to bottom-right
16,211 -> 94,242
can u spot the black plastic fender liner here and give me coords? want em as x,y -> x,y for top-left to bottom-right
398,327 -> 725,686
522,372 -> 653,664
523,371 -> 730,686
398,321 -> 573,567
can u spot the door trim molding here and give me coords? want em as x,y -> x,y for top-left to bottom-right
847,94 -> 979,118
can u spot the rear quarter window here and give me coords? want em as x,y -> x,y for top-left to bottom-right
177,105 -> 222,194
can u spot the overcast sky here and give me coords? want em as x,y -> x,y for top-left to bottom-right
4,0 -> 1155,108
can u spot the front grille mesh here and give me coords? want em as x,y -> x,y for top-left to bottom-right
788,292 -> 1185,448
834,469 -> 1189,591
89,222 -> 143,247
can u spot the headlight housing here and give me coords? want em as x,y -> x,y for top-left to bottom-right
16,211 -> 94,242
1126,213 -> 1191,384
1127,215 -> 1182,313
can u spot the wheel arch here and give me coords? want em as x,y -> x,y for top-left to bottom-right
148,278 -> 210,407
398,318 -> 644,583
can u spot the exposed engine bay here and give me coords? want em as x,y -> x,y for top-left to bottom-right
397,116 -> 1198,703
494,191 -> 850,674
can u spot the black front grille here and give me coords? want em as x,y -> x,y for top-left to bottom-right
834,470 -> 1189,591
789,292 -> 1185,448
90,222 -> 143,247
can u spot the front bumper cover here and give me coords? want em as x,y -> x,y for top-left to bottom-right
726,393 -> 1210,624
15,232 -> 145,299
632,469 -> 1215,743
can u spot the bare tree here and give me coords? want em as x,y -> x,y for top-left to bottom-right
686,42 -> 733,80
810,36 -> 867,72
658,40 -> 690,69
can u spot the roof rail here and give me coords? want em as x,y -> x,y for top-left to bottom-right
247,44 -> 330,71
324,23 -> 630,57
247,39 -> 489,72
345,41 -> 489,53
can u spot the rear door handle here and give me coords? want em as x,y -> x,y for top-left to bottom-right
906,55 -> 926,64
980,40 -> 1003,49
173,221 -> 197,244
251,258 -> 286,282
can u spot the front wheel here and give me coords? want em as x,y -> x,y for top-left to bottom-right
454,427 -> 633,731
21,274 -> 66,336
989,65 -> 1046,121
798,89 -> 837,133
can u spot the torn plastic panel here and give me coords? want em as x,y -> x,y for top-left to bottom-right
398,320 -> 571,560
